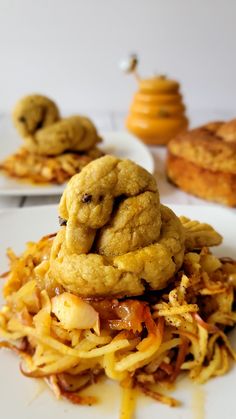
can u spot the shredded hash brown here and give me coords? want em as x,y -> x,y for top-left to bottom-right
0,147 -> 103,184
0,234 -> 236,418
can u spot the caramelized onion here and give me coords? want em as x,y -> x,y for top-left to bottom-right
0,340 -> 24,354
170,338 -> 188,382
137,383 -> 180,407
110,300 -> 145,332
60,390 -> 97,405
20,362 -> 50,378
0,270 -> 9,278
159,361 -> 174,376
89,299 -> 119,320
41,233 -> 57,240
57,372 -> 93,392
193,312 -> 219,333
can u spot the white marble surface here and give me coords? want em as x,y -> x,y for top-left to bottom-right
0,110 -> 235,210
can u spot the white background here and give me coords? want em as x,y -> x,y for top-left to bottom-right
0,0 -> 236,119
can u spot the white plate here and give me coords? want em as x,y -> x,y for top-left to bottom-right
0,204 -> 236,419
0,115 -> 154,196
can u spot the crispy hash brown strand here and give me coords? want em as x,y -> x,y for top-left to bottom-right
0,147 -> 103,185
1,235 -> 236,418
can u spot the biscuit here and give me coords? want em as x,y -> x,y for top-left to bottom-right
167,121 -> 236,206
48,156 -> 185,297
167,153 -> 236,206
179,216 -> 222,249
13,94 -> 60,137
24,116 -> 101,156
216,119 -> 236,143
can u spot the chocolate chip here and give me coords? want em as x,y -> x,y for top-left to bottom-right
59,216 -> 67,226
19,116 -> 26,123
81,193 -> 92,203
98,195 -> 104,202
35,120 -> 44,130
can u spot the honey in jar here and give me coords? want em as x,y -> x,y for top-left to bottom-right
121,56 -> 188,145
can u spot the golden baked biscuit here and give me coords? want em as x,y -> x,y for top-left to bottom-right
167,121 -> 236,206
58,155 -> 159,254
24,116 -> 101,156
113,205 -> 185,288
13,94 -> 60,137
204,121 -> 224,134
168,127 -> 236,173
179,216 -> 222,250
1,95 -> 104,185
77,116 -> 102,150
95,191 -> 161,256
48,155 -> 185,297
216,119 -> 236,142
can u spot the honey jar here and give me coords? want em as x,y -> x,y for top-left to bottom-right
121,56 -> 188,145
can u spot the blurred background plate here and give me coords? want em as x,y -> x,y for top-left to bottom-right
0,115 -> 154,196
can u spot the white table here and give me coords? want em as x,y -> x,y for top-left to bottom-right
0,110 -> 235,210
